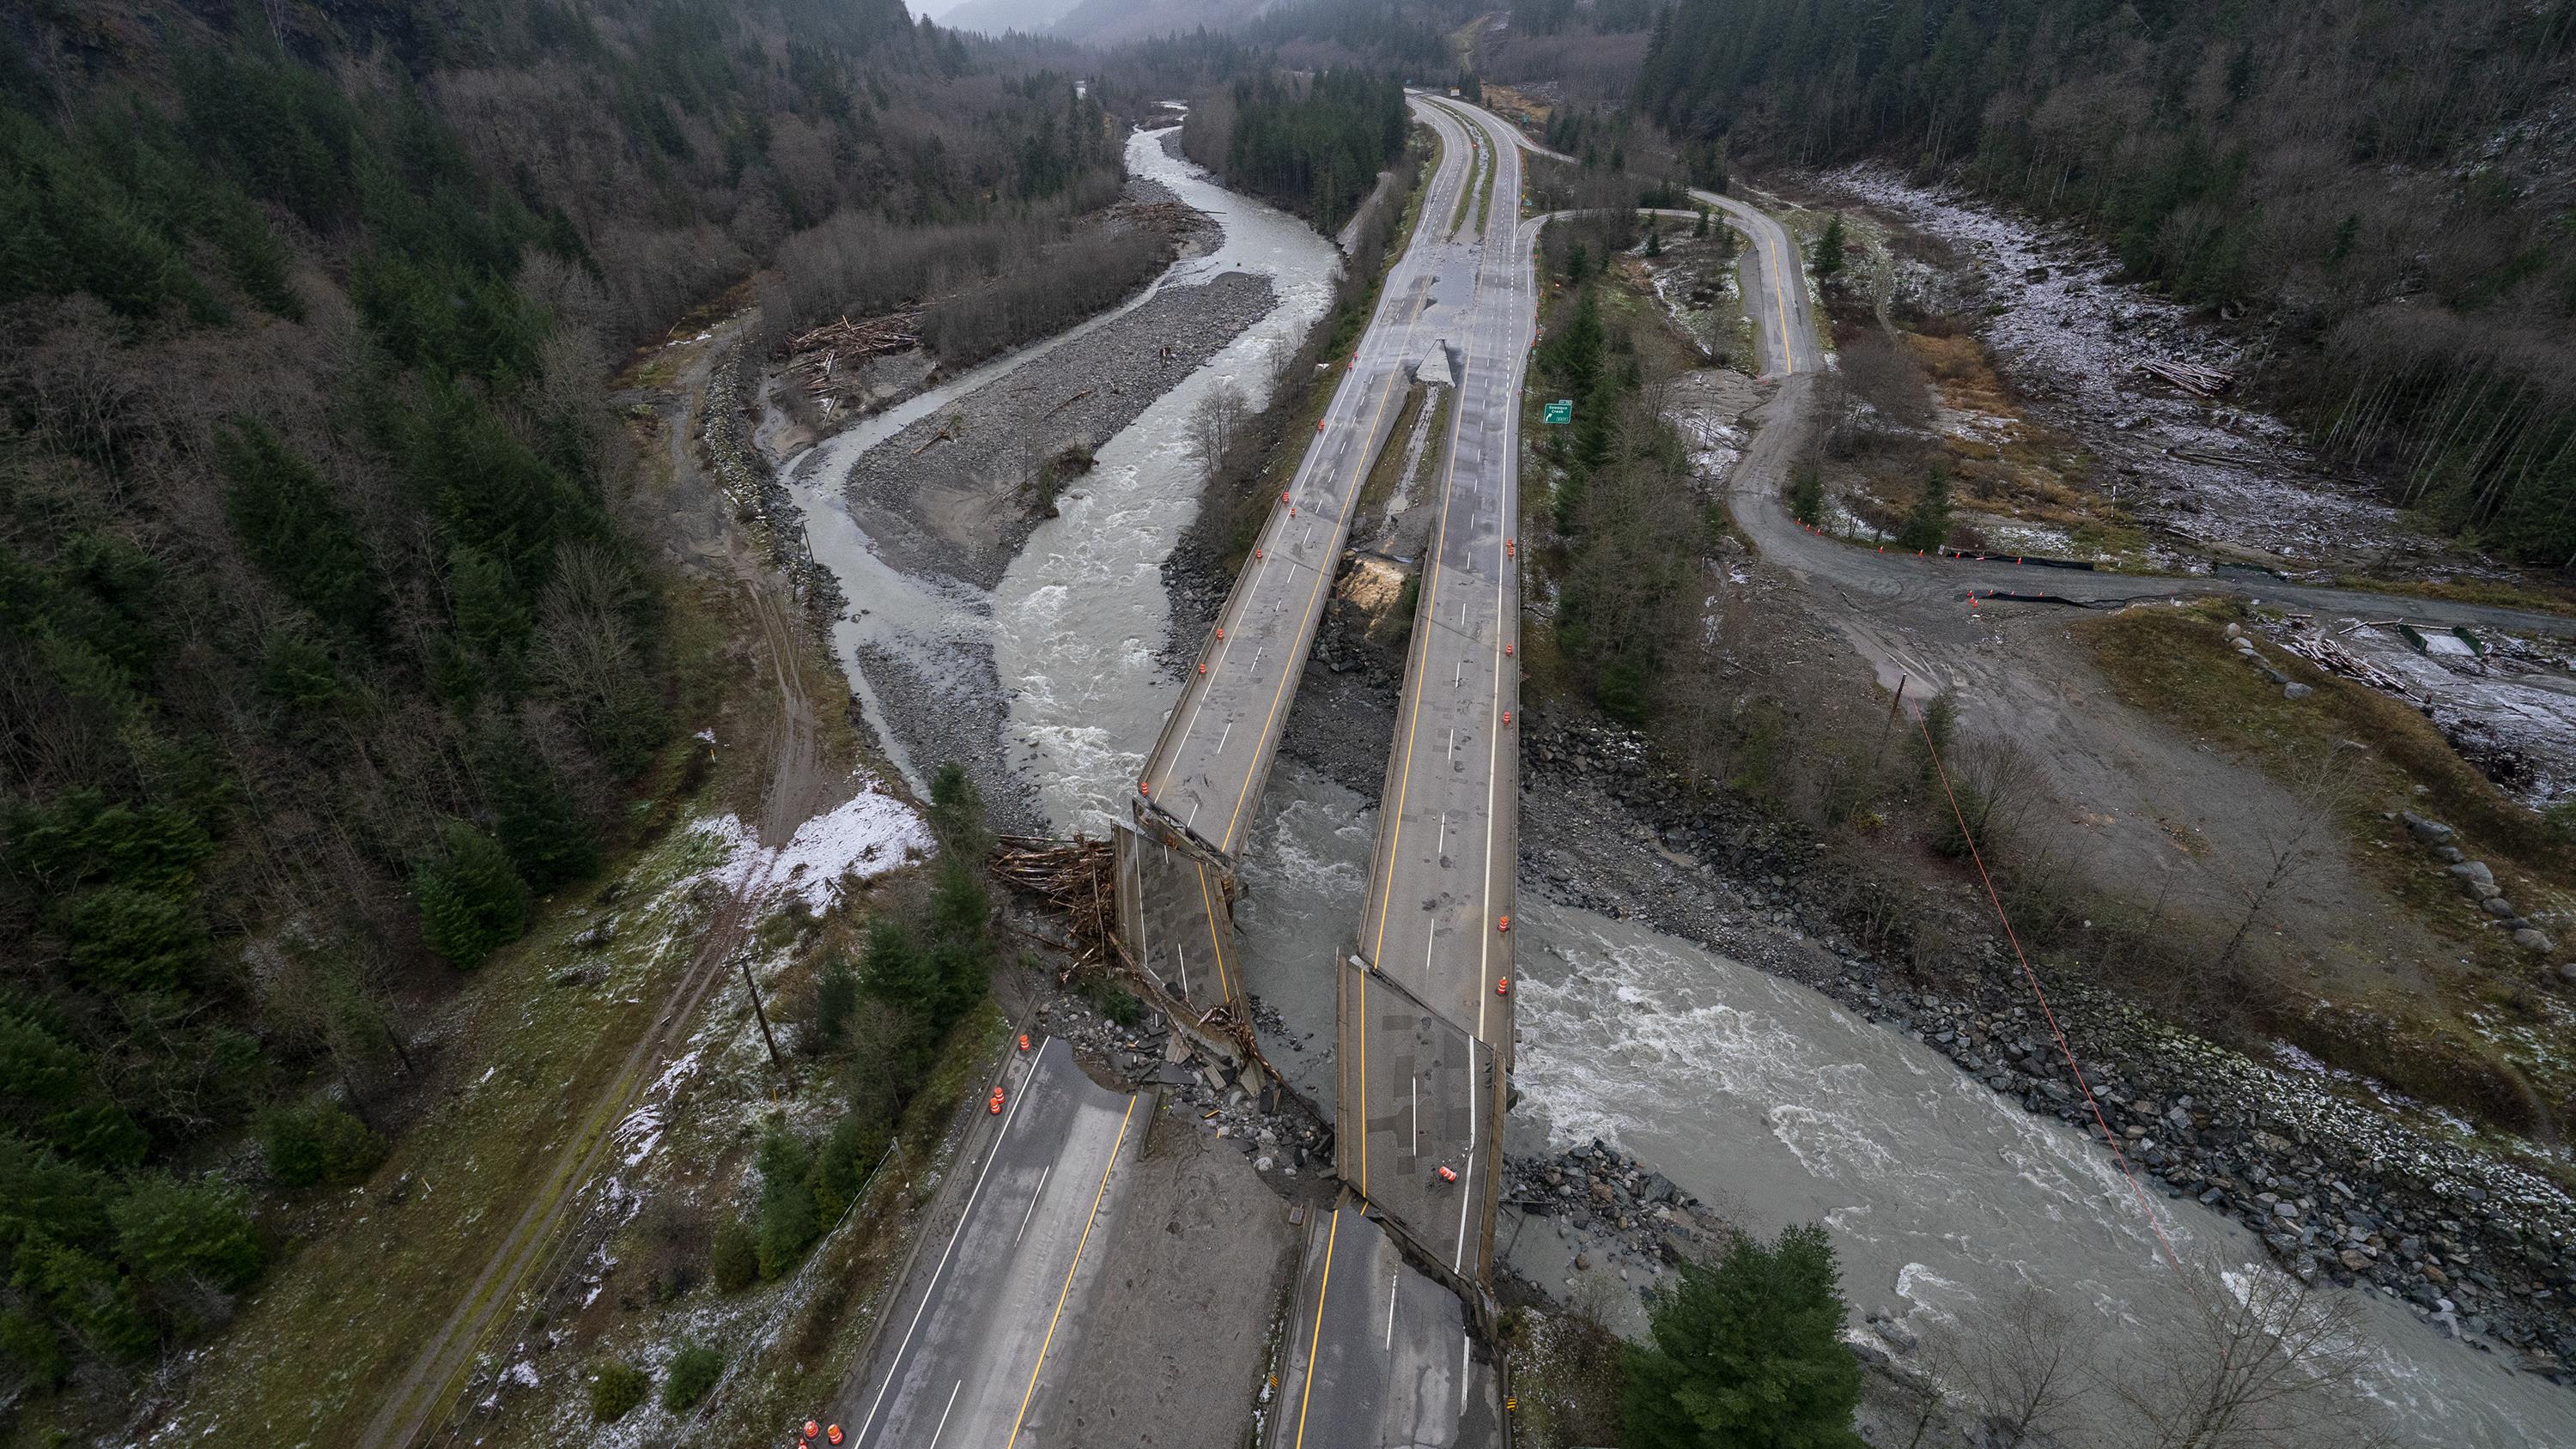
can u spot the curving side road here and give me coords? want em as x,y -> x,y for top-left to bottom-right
1511,136 -> 2573,650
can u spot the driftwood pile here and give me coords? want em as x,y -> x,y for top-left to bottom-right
2277,627 -> 2421,699
2136,357 -> 2234,396
786,312 -> 921,403
1115,200 -> 1198,235
989,834 -> 1123,973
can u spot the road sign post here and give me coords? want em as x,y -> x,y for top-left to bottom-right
1541,399 -> 1571,424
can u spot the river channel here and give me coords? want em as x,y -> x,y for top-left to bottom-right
780,124 -> 1338,818
778,121 -> 2575,1449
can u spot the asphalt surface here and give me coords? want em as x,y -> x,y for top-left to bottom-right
1670,170 -> 2574,640
1339,97 -> 1527,1288
835,1038 -> 1139,1449
1269,1206 -> 1500,1449
1116,812 -> 1247,1022
1139,99 -> 1483,861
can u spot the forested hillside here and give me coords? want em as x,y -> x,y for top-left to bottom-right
0,0 -> 1115,1399
1637,0 -> 2576,566
1180,67 -> 1411,233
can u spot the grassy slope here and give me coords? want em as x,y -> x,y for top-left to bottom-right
2080,601 -> 2576,1136
109,574 -> 760,1447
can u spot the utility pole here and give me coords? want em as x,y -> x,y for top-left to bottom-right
741,957 -> 784,1070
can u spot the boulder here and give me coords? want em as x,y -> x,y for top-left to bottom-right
2283,682 -> 2312,700
2403,813 -> 2455,845
2512,928 -> 2556,954
2449,860 -> 2494,888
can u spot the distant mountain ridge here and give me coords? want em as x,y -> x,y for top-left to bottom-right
940,0 -> 1273,45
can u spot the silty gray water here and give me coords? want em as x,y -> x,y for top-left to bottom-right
992,130 -> 1339,836
780,125 -> 1339,813
776,112 -> 2573,1448
1224,790 -> 2576,1446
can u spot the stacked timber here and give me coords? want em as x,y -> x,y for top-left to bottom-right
2136,358 -> 2233,395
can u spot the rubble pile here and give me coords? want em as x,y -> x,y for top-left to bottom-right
1505,1139 -> 1728,1297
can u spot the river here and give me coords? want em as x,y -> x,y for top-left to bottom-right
775,120 -> 2575,1449
779,125 -> 1339,815
1223,780 -> 2576,1443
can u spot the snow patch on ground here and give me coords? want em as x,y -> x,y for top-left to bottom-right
686,783 -> 933,911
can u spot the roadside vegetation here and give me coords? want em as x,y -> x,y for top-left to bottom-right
2081,602 -> 2576,1131
1637,0 -> 2576,567
1521,208 -> 1719,724
0,0 -> 1135,1426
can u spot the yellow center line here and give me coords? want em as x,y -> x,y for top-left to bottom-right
1004,1094 -> 1137,1446
1366,259 -> 1480,968
1192,859 -> 1233,1006
1290,1210 -> 1342,1449
1357,968 -> 1369,1194
1208,110 -> 1474,852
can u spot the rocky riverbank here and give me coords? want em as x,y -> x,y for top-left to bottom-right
1514,713 -> 2576,1381
830,269 -> 1277,592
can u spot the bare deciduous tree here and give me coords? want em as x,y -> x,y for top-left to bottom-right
1188,382 -> 1249,468
2109,1263 -> 2381,1449
1923,1284 -> 2095,1447
2215,752 -> 2355,976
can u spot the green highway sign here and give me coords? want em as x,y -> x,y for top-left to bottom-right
1542,399 -> 1572,424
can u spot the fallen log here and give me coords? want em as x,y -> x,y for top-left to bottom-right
2136,358 -> 2233,396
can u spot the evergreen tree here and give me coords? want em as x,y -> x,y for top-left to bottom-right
107,1173 -> 261,1292
1541,285 -> 1607,397
1789,469 -> 1825,527
1625,1224 -> 1864,1449
477,723 -> 597,893
412,822 -> 527,968
710,1218 -> 758,1292
1813,215 -> 1846,277
215,421 -> 382,640
1898,466 -> 1953,551
753,1126 -> 818,1277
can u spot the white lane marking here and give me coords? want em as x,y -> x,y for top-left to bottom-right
1454,660 -> 1462,687
1410,1076 -> 1419,1158
1176,943 -> 1189,1000
1186,801 -> 1200,828
928,1379 -> 963,1448
1437,812 -> 1446,857
1460,1332 -> 1472,1416
1453,1037 -> 1477,1277
1446,727 -> 1455,762
850,1050 -> 1042,1447
1386,1272 -> 1400,1349
1014,1164 -> 1053,1245
1216,721 -> 1232,755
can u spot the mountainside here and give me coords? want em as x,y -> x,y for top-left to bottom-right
1637,0 -> 2576,567
0,0 -> 1115,1410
